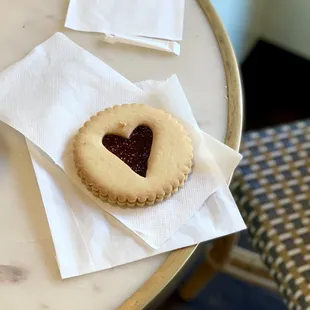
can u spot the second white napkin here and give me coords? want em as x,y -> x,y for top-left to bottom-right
65,0 -> 185,54
25,77 -> 245,279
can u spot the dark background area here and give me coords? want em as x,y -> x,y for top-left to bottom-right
242,40 -> 310,131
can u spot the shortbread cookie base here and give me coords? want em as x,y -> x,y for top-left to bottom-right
79,171 -> 190,207
73,104 -> 193,207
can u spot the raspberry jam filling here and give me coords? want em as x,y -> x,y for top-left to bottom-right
102,125 -> 153,177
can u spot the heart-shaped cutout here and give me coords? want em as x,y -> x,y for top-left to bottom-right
102,125 -> 153,177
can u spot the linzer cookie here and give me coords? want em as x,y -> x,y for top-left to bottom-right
73,104 -> 193,207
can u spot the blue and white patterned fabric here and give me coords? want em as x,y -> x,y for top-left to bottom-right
231,119 -> 310,310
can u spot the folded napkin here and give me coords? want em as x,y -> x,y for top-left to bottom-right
0,33 -> 246,278
65,0 -> 185,55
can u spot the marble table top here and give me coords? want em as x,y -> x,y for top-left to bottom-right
0,0 -> 227,309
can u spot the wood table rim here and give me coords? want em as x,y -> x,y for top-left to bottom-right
119,0 -> 243,308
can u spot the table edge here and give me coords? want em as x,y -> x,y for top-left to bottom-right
119,0 -> 243,308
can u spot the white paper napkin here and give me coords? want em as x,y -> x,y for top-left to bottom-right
65,0 -> 185,54
0,33 -> 241,249
0,32 -> 246,278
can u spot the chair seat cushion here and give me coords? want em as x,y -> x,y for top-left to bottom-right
231,119 -> 310,309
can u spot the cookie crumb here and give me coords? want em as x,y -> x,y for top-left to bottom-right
119,121 -> 127,128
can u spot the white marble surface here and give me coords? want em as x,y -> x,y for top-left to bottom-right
0,0 -> 227,309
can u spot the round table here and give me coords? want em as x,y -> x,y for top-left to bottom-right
0,0 -> 242,309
